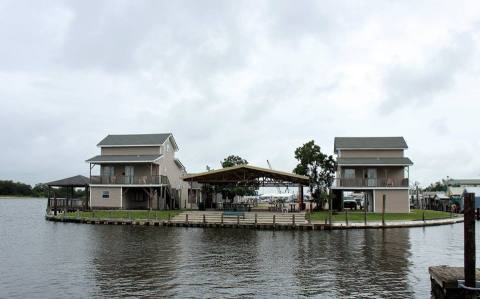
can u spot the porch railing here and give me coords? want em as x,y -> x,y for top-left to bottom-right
334,178 -> 409,188
90,175 -> 169,185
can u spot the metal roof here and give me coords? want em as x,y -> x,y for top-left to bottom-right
97,133 -> 173,147
46,175 -> 90,187
334,137 -> 408,152
183,164 -> 309,186
446,179 -> 480,186
86,155 -> 162,163
337,157 -> 413,166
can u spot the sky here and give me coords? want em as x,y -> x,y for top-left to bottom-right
1,0 -> 480,187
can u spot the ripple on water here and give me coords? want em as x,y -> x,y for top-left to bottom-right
0,199 -> 477,298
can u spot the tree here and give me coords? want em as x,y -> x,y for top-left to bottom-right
424,181 -> 447,192
293,140 -> 336,209
221,155 -> 248,168
219,155 -> 256,199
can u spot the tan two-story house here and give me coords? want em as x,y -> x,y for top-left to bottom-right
331,137 -> 413,213
86,133 -> 189,210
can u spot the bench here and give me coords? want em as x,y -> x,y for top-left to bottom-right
223,211 -> 245,219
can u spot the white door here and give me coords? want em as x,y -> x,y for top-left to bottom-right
367,168 -> 377,187
125,166 -> 134,184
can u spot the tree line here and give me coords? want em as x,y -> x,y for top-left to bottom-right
0,180 -> 85,198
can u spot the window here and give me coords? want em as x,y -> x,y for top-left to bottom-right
344,169 -> 355,179
102,191 -> 110,199
102,166 -> 114,177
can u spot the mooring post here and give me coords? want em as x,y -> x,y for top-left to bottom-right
292,214 -> 296,226
203,214 -> 206,225
328,194 -> 332,226
185,213 -> 189,224
422,211 -> 425,222
254,213 -> 257,226
92,210 -> 95,219
221,213 -> 224,225
273,214 -> 276,228
345,209 -> 348,226
364,194 -> 368,226
237,215 -> 240,225
382,194 -> 386,226
464,192 -> 476,295
168,213 -> 171,223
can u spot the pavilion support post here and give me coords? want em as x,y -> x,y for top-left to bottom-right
53,192 -> 57,216
298,184 -> 304,211
47,186 -> 51,212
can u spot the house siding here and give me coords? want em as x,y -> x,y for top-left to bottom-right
101,146 -> 161,155
157,138 -> 189,208
339,150 -> 404,158
374,189 -> 409,213
90,186 -> 122,208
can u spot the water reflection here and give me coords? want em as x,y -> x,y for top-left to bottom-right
0,198 -> 477,298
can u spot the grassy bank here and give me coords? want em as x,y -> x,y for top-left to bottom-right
310,209 -> 455,222
62,210 -> 182,220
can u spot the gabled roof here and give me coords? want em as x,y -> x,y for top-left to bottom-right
334,137 -> 408,152
337,157 -> 413,166
97,133 -> 178,150
86,155 -> 162,164
46,175 -> 90,187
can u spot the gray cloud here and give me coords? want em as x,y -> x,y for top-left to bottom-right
380,31 -> 476,113
0,0 -> 480,187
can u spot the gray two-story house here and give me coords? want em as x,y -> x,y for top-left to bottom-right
86,133 -> 188,210
331,137 -> 413,213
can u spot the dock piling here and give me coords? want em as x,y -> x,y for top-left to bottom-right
382,194 -> 386,226
345,209 -> 348,226
464,192 -> 476,294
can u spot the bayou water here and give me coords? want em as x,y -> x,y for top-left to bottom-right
0,198 -> 477,298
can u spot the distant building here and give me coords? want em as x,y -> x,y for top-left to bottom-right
330,137 -> 413,213
446,179 -> 480,187
86,133 -> 189,210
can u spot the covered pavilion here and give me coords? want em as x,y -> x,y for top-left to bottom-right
46,175 -> 90,215
183,164 -> 310,211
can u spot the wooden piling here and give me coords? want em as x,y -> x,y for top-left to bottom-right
254,213 -> 257,226
464,192 -> 476,293
273,214 -> 276,229
345,209 -> 348,226
292,214 -> 296,226
382,194 -> 386,226
203,214 -> 206,224
185,213 -> 189,224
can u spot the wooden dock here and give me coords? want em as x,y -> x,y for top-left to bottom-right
429,266 -> 480,298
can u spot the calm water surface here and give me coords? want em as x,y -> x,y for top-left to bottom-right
0,198 -> 477,298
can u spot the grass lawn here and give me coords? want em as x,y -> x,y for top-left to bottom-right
309,209 -> 455,222
63,210 -> 182,220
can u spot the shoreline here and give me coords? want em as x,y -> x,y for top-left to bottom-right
45,213 -> 463,231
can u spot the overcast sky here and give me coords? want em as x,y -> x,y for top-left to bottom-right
1,0 -> 480,187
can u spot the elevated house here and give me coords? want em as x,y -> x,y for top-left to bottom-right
86,133 -> 188,210
331,137 -> 413,213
